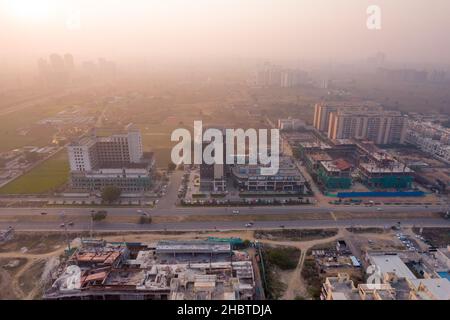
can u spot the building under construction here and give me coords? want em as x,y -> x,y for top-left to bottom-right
357,142 -> 414,189
299,138 -> 415,191
44,239 -> 256,300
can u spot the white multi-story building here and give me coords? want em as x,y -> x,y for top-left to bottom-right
67,137 -> 97,172
68,123 -> 144,172
67,124 -> 153,192
406,120 -> 450,164
278,118 -> 305,131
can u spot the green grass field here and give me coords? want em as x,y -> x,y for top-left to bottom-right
0,150 -> 69,195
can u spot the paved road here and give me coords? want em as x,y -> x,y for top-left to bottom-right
0,204 -> 445,217
1,217 -> 449,232
1,203 -> 448,232
155,170 -> 184,209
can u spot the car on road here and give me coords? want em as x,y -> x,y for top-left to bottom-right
245,222 -> 254,228
232,210 -> 240,215
40,212 -> 48,215
376,207 -> 383,211
59,223 -> 65,228
68,221 -> 74,227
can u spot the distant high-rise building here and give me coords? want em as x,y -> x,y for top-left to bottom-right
64,53 -> 75,74
38,53 -> 76,86
49,53 -> 65,72
256,63 -> 308,88
377,68 -> 428,83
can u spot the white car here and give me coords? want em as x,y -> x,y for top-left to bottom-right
232,210 -> 240,215
376,207 -> 383,211
245,223 -> 253,228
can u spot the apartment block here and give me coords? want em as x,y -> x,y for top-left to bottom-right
328,111 -> 406,144
313,102 -> 382,133
406,120 -> 450,164
313,102 -> 406,145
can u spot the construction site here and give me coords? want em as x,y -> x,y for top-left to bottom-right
1,226 -> 448,301
43,239 -> 256,300
293,133 -> 436,202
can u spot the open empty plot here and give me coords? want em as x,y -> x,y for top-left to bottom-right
0,151 -> 69,195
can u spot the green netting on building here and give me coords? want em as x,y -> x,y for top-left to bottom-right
317,168 -> 352,189
364,175 -> 413,189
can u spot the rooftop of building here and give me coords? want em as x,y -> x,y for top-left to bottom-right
156,240 -> 231,254
437,247 -> 450,259
324,275 -> 360,300
320,158 -> 353,172
316,101 -> 383,109
71,167 -> 151,179
231,157 -> 305,181
307,152 -> 333,162
68,123 -> 141,146
369,254 -> 417,280
359,162 -> 413,174
409,278 -> 450,300
299,141 -> 332,149
336,110 -> 404,117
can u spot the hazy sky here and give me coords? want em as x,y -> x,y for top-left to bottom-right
1,0 -> 450,67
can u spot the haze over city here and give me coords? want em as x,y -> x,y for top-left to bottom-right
0,0 -> 449,306
1,0 -> 450,69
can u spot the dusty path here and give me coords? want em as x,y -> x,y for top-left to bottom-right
277,229 -> 346,300
1,246 -> 67,299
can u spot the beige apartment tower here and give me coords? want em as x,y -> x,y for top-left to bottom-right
328,111 -> 406,144
313,102 -> 406,145
313,102 -> 383,133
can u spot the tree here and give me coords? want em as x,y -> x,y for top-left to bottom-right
138,215 -> 152,224
24,151 -> 42,163
101,186 -> 121,203
92,210 -> 108,222
168,163 -> 176,172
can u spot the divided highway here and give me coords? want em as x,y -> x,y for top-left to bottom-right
0,205 -> 449,232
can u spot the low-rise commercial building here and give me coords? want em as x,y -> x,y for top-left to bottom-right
231,157 -> 306,193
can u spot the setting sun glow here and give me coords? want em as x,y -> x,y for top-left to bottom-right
6,0 -> 54,21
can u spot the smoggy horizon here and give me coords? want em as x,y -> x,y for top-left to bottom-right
1,0 -> 450,70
